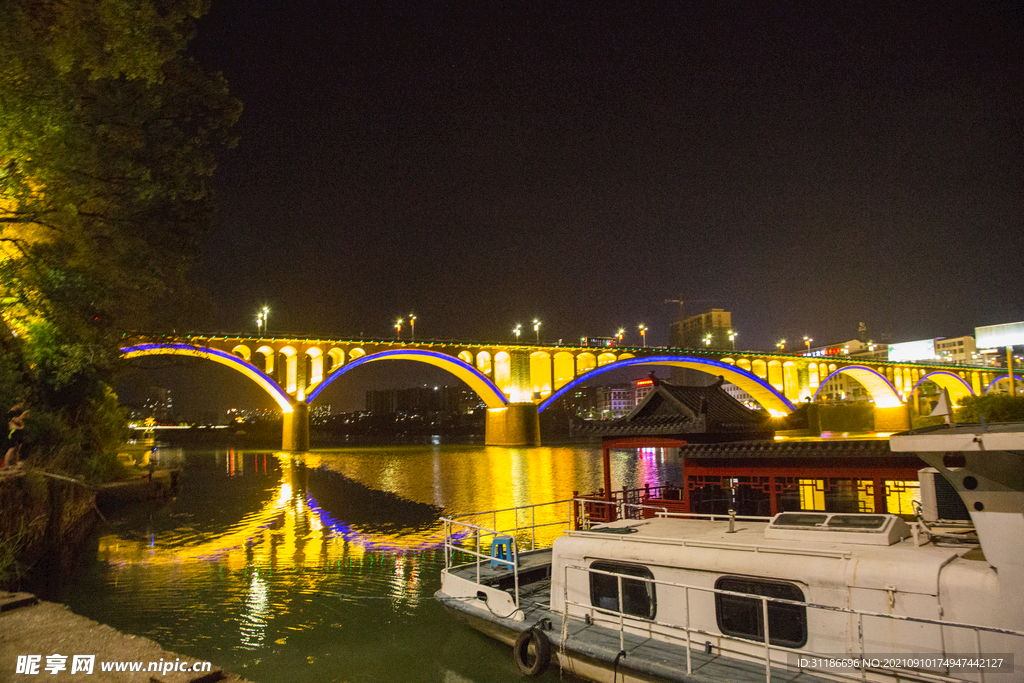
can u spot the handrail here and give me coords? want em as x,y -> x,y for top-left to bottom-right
441,498 -> 667,608
563,562 -> 1024,683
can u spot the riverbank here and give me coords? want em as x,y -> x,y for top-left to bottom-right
1,591 -> 254,682
0,467 -> 97,592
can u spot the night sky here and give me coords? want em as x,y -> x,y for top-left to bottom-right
124,1 -> 1024,416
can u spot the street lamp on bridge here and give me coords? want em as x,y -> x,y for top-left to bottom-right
728,330 -> 737,349
533,319 -> 541,344
638,323 -> 647,347
703,333 -> 712,347
409,314 -> 417,341
256,306 -> 269,336
395,318 -> 403,340
777,339 -> 786,351
617,328 -> 624,344
804,335 -> 813,351
514,324 -> 522,342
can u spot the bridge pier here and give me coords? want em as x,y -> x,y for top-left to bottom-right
485,403 -> 541,447
283,402 -> 309,451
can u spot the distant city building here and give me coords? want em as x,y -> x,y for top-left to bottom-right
143,387 -> 175,423
669,309 -> 734,350
365,386 -> 484,415
598,384 -> 635,417
560,386 -> 600,418
721,382 -> 758,409
935,336 -> 977,363
886,336 -> 979,365
595,379 -> 660,418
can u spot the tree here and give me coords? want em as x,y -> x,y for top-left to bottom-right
0,0 -> 241,475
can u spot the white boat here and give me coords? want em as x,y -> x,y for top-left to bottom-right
435,423 -> 1024,682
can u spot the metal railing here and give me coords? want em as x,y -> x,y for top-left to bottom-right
441,498 -> 667,608
561,562 -> 1024,683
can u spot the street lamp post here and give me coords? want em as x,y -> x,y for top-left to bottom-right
777,339 -> 786,351
256,307 -> 269,336
804,336 -> 813,351
617,328 -> 625,345
638,324 -> 647,348
533,319 -> 541,344
395,318 -> 403,340
514,324 -> 522,342
703,333 -> 712,347
728,330 -> 737,350
409,314 -> 416,341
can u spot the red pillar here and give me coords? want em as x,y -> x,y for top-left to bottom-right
603,445 -> 612,501
873,478 -> 887,514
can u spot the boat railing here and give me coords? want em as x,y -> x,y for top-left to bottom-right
561,562 -> 1024,683
441,498 -> 668,609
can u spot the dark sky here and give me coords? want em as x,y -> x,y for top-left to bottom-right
132,1 -> 1024,416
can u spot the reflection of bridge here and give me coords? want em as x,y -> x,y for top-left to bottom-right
122,334 -> 1017,448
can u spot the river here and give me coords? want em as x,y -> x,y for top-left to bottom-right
57,444 -> 684,682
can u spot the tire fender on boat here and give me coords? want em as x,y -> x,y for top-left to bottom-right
512,627 -> 551,676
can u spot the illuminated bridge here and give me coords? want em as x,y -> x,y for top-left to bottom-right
121,334 -> 1017,449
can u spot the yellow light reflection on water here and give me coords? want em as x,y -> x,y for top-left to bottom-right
96,445 -> 682,583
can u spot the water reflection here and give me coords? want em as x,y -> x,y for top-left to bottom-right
70,445 -> 684,683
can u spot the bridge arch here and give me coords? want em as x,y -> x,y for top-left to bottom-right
911,371 -> 974,406
306,349 -> 509,408
811,365 -> 903,408
984,374 -> 1024,394
121,343 -> 294,412
537,355 -> 795,416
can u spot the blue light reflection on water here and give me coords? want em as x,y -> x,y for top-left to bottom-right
60,445 -> 683,683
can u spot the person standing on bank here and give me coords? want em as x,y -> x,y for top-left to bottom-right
5,399 -> 29,468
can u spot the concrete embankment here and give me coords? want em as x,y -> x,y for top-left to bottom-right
1,592 -> 253,682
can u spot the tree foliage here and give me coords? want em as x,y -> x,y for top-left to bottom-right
956,394 -> 1024,424
0,0 -> 240,475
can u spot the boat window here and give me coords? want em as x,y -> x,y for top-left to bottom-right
589,561 -> 656,620
715,577 -> 807,648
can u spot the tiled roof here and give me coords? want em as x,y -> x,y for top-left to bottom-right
679,438 -> 895,459
572,378 -> 772,438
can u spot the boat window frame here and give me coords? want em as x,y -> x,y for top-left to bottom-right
588,560 -> 657,621
714,576 -> 808,648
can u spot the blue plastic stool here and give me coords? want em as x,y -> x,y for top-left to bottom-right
490,535 -> 515,569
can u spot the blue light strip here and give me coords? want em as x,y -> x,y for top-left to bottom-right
984,374 -> 1024,395
120,343 -> 292,408
910,371 -> 974,397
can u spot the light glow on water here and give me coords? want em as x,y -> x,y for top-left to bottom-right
63,445 -> 684,683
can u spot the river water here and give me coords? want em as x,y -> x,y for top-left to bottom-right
58,444 -> 683,682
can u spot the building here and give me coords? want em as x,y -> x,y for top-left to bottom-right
935,336 -> 977,364
669,309 -> 734,350
366,385 -> 484,415
597,383 -> 636,417
594,379 -> 659,418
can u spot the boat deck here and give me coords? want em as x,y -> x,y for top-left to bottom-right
445,550 -> 832,683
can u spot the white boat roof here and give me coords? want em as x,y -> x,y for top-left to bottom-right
560,515 -> 969,596
890,421 -> 1024,452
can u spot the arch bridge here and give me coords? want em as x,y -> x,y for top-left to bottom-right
121,334 -> 1009,449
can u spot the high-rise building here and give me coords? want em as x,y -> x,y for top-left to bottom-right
669,309 -> 734,350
